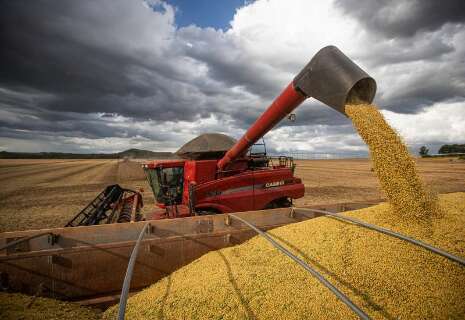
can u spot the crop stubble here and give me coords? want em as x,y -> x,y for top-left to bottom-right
0,160 -> 152,232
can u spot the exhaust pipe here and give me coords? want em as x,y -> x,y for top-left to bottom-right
217,46 -> 376,171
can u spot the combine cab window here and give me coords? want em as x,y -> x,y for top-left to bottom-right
145,168 -> 161,201
145,166 -> 184,204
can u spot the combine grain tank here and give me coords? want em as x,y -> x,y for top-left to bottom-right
176,133 -> 236,160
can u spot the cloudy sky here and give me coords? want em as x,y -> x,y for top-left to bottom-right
1,0 -> 464,156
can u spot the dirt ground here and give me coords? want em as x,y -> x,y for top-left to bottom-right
293,157 -> 465,207
0,157 -> 464,232
0,159 -> 153,232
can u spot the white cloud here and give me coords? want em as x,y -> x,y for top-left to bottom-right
1,0 -> 464,156
382,101 -> 465,146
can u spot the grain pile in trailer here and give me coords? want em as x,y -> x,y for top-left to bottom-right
0,292 -> 101,320
103,193 -> 465,319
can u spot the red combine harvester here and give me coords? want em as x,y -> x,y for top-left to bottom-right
143,46 -> 376,219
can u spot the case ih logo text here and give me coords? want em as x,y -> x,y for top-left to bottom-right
265,180 -> 285,188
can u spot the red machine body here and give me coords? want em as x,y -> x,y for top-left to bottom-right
143,81 -> 307,219
143,156 -> 304,219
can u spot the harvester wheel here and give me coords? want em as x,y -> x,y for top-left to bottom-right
265,197 -> 292,209
195,208 -> 221,216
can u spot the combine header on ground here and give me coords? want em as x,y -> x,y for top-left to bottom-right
65,184 -> 143,227
143,45 -> 376,219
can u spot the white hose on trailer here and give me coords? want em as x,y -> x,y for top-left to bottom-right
228,213 -> 371,320
118,222 -> 150,320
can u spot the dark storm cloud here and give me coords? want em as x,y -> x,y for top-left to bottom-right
331,0 -> 465,115
0,0 -> 279,143
355,31 -> 455,67
0,0 -> 210,123
178,26 -> 285,99
336,0 -> 465,38
1,0 -> 464,153
291,101 -> 349,126
334,1 -> 465,114
1,3 -> 154,97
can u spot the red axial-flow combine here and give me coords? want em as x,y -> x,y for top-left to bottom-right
143,46 -> 376,219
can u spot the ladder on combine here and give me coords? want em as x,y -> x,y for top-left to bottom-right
65,184 -> 143,227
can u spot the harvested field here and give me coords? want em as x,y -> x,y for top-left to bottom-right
0,159 -> 154,232
0,157 -> 464,232
293,157 -> 465,208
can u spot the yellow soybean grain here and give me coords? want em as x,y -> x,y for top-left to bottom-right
0,292 -> 101,320
345,104 -> 440,223
104,193 -> 465,320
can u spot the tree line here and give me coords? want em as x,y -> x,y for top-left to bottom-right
419,144 -> 465,157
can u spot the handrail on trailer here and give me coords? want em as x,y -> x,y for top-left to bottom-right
0,232 -> 58,252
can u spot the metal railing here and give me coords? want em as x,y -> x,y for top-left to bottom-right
0,232 -> 57,252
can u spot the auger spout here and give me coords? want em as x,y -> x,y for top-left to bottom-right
217,46 -> 376,171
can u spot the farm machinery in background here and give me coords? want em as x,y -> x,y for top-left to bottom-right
65,45 -> 375,226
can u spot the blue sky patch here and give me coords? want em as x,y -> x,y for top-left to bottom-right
166,0 -> 247,30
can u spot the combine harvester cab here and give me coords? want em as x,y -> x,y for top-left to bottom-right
0,45 -> 377,309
